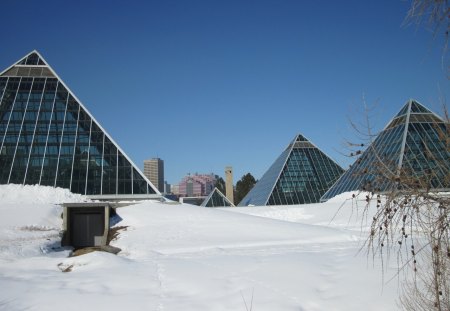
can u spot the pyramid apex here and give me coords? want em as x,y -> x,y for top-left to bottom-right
294,134 -> 308,142
30,49 -> 44,58
392,99 -> 439,120
13,50 -> 47,66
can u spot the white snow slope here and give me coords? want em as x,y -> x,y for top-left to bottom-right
0,185 -> 401,311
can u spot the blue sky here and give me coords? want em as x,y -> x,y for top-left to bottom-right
1,0 -> 448,185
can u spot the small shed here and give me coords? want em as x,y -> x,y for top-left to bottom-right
61,203 -> 113,249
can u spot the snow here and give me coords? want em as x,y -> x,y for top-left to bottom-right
0,185 -> 400,310
224,191 -> 376,231
0,185 -> 88,261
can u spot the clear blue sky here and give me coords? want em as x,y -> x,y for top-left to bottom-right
1,0 -> 448,185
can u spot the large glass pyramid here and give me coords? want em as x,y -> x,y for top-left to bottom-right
238,134 -> 345,206
321,99 -> 449,201
201,187 -> 235,207
0,51 -> 160,198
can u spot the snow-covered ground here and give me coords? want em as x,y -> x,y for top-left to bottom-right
0,185 -> 401,310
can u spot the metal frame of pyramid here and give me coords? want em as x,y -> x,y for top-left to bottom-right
201,187 -> 235,207
238,134 -> 345,206
0,51 -> 161,199
321,99 -> 449,201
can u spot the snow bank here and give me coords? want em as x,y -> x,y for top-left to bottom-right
0,185 -> 399,311
0,184 -> 87,260
224,191 -> 377,232
0,184 -> 88,204
114,201 -> 358,258
0,184 -> 88,229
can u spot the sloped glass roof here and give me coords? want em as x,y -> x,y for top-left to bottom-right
395,103 -> 410,118
1,51 -> 53,78
17,52 -> 46,66
296,134 -> 308,142
238,147 -> 291,206
321,100 -> 449,201
410,100 -> 432,113
238,134 -> 344,206
0,51 -> 159,197
201,187 -> 234,207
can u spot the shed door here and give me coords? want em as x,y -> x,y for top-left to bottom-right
71,212 -> 104,247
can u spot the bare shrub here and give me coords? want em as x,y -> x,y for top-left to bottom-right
346,101 -> 449,310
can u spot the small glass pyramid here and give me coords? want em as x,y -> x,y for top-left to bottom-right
201,187 -> 235,207
238,134 -> 344,206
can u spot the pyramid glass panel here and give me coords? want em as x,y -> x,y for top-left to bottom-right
16,52 -> 46,66
0,51 -> 159,197
201,187 -> 235,207
238,134 -> 344,206
321,100 -> 449,201
239,147 -> 291,206
410,101 -> 431,113
395,104 -> 410,117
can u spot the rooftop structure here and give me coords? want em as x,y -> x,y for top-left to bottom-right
201,187 -> 235,207
0,51 -> 160,199
321,99 -> 450,201
225,166 -> 234,204
238,134 -> 344,206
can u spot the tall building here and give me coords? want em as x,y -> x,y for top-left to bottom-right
164,181 -> 171,194
0,51 -> 160,199
144,158 -> 164,193
321,99 -> 450,201
238,134 -> 344,206
225,166 -> 234,204
178,173 -> 216,197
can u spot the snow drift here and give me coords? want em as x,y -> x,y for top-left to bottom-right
0,185 -> 399,311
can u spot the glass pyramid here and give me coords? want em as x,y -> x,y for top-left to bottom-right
0,51 -> 160,198
238,134 -> 345,206
321,99 -> 449,201
201,187 -> 235,207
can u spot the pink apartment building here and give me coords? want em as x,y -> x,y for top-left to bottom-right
178,173 -> 216,197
